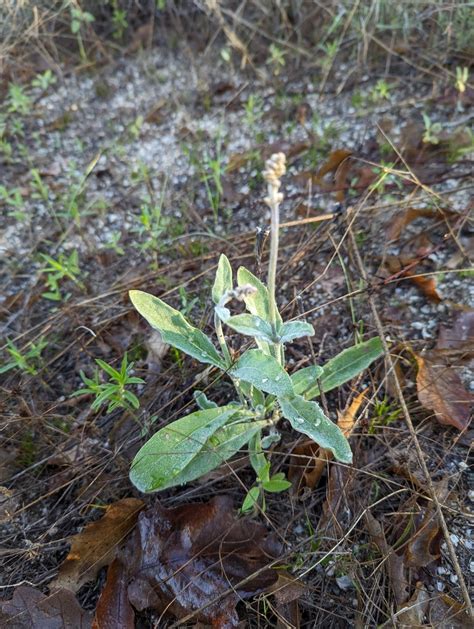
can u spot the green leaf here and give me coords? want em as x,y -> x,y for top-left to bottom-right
292,337 -> 384,399
279,394 -> 352,463
129,290 -> 224,369
224,314 -> 275,342
237,267 -> 282,326
230,349 -> 294,397
291,364 -> 324,396
130,406 -> 241,492
279,321 -> 314,344
212,254 -> 233,304
241,486 -> 261,513
193,390 -> 217,410
166,418 -> 265,489
262,479 -> 292,493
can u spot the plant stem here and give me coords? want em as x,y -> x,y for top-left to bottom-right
267,189 -> 284,365
214,312 -> 232,366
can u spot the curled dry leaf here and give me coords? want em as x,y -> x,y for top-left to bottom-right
385,255 -> 442,302
92,559 -> 134,629
386,207 -> 450,242
415,353 -> 473,431
365,512 -> 409,607
396,582 -> 430,628
0,585 -> 92,629
52,498 -> 144,592
404,508 -> 442,568
122,495 -> 281,627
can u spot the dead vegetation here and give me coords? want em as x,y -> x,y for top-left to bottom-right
1,2 -> 473,627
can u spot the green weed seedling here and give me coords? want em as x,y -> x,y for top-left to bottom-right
0,337 -> 48,376
73,354 -> 144,413
422,113 -> 442,145
70,6 -> 95,61
128,153 -> 384,506
7,84 -> 32,115
31,70 -> 57,91
40,250 -> 83,301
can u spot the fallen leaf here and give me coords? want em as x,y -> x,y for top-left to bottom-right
436,309 -> 474,361
316,149 -> 353,180
416,353 -> 473,430
405,508 -> 442,567
396,582 -> 430,628
387,207 -> 447,242
92,559 -> 134,629
385,255 -> 442,302
365,512 -> 409,607
267,571 -> 305,629
146,329 -> 169,373
288,439 -> 329,492
337,389 -> 367,437
429,593 -> 472,627
0,585 -> 92,628
52,498 -> 144,592
122,495 -> 281,627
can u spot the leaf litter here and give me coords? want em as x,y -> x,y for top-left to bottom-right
1,16 -> 474,628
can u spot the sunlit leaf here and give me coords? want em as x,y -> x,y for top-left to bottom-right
279,394 -> 352,463
279,320 -> 314,344
292,338 -> 383,399
212,254 -> 233,305
130,406 -> 242,492
224,313 -> 275,342
129,290 -> 224,368
230,349 -> 294,397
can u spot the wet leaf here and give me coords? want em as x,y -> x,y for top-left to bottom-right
0,585 -> 92,628
224,313 -> 275,342
279,394 -> 353,463
230,349 -> 294,397
122,495 -> 281,627
415,353 -> 473,430
130,406 -> 260,492
279,320 -> 315,344
291,338 -> 383,400
288,390 -> 366,492
92,560 -> 134,629
52,498 -> 144,592
129,290 -> 225,369
429,594 -> 472,627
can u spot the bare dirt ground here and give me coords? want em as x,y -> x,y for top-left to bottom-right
1,17 -> 473,628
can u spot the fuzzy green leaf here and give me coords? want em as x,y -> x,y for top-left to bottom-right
230,349 -> 294,398
279,394 -> 353,463
130,290 -> 224,369
291,365 -> 324,396
237,267 -> 282,326
212,254 -> 233,305
279,321 -> 315,344
130,406 -> 243,492
224,314 -> 275,342
292,337 -> 384,399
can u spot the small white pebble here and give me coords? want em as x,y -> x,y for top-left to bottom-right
458,461 -> 468,471
437,566 -> 447,575
436,581 -> 445,591
450,534 -> 460,546
449,574 -> 459,584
